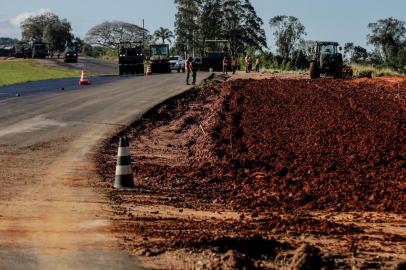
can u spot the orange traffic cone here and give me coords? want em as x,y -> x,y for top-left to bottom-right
79,69 -> 91,85
146,65 -> 152,76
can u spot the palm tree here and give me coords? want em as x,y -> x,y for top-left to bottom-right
153,27 -> 175,44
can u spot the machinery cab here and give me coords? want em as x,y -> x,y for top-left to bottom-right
64,44 -> 78,63
309,41 -> 351,79
32,42 -> 49,58
315,42 -> 343,70
202,39 -> 231,71
149,44 -> 171,73
118,42 -> 144,75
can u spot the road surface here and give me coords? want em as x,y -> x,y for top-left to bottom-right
37,56 -> 118,75
0,72 -> 210,269
0,76 -> 127,100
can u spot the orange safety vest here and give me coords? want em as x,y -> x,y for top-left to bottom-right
232,58 -> 237,66
185,60 -> 191,71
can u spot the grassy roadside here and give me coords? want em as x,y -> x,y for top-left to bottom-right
350,63 -> 401,78
0,59 -> 81,87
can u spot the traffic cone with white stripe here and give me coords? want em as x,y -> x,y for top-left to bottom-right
79,69 -> 91,85
114,136 -> 135,189
146,65 -> 152,76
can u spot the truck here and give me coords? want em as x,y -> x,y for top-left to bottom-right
118,42 -> 144,76
149,44 -> 171,74
14,41 -> 32,58
31,42 -> 49,58
64,44 -> 78,63
201,39 -> 231,71
309,41 -> 353,79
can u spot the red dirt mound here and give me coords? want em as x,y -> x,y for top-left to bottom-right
192,78 -> 405,213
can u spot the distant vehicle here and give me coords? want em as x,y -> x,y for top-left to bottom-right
118,42 -> 144,76
32,42 -> 49,58
14,41 -> 32,58
309,41 -> 353,79
64,45 -> 78,63
0,46 -> 15,57
169,55 -> 185,72
149,44 -> 171,74
202,39 -> 231,71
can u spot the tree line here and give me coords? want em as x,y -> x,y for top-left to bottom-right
1,5 -> 405,72
174,0 -> 406,72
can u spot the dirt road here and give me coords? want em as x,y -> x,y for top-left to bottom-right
0,73 -> 211,269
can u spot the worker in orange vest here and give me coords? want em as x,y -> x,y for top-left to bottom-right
255,56 -> 261,72
231,56 -> 238,74
223,56 -> 229,74
185,57 -> 192,85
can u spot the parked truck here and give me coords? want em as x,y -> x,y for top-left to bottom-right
202,39 -> 231,71
149,44 -> 171,74
14,41 -> 32,58
118,42 -> 144,76
64,44 -> 78,63
32,42 -> 49,58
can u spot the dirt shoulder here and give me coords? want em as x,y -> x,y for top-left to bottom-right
95,74 -> 405,269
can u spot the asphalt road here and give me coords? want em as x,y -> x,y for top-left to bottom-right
38,56 -> 119,75
0,76 -> 127,100
0,72 -> 211,269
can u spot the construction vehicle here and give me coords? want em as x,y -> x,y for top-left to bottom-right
32,42 -> 49,58
14,41 -> 32,58
309,41 -> 353,79
118,42 -> 144,75
64,44 -> 78,63
202,39 -> 231,71
149,44 -> 171,74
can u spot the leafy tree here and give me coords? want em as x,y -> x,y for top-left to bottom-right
240,0 -> 267,51
221,0 -> 244,53
297,40 -> 316,58
269,15 -> 306,59
85,21 -> 149,48
198,0 -> 223,54
174,0 -> 200,55
351,46 -> 368,64
21,12 -> 73,50
153,27 -> 175,44
174,0 -> 266,55
367,17 -> 406,61
42,20 -> 73,51
344,42 -> 354,62
368,48 -> 384,65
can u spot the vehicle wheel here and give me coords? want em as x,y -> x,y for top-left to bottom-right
309,61 -> 320,79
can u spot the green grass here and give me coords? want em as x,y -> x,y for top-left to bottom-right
350,64 -> 400,78
0,59 -> 81,87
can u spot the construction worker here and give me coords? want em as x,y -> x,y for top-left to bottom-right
223,56 -> 228,74
245,54 -> 249,73
191,58 -> 197,85
231,56 -> 238,74
185,56 -> 192,85
255,56 -> 261,72
247,56 -> 253,73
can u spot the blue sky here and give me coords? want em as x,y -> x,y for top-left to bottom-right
0,0 -> 405,50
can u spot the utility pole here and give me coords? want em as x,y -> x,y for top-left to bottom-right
142,19 -> 145,47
